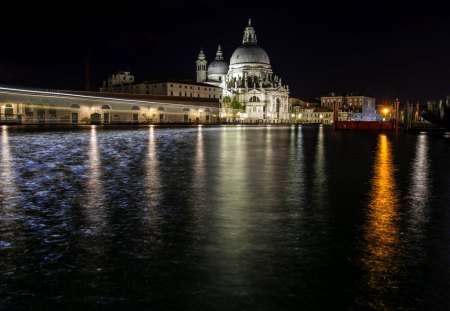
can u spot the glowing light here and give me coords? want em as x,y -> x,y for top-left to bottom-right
383,108 -> 389,114
363,134 -> 399,294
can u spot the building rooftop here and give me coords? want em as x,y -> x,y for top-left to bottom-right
60,90 -> 220,107
141,80 -> 222,89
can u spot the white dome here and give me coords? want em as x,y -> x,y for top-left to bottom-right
230,45 -> 270,65
208,60 -> 229,75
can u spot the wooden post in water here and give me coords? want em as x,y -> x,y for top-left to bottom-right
395,100 -> 400,133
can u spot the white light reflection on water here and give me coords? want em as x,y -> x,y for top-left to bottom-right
85,125 -> 106,233
361,134 -> 400,309
0,126 -> 16,205
206,127 -> 252,294
191,126 -> 207,203
312,125 -> 328,207
145,126 -> 161,212
408,134 -> 431,224
287,126 -> 305,213
0,126 -> 20,250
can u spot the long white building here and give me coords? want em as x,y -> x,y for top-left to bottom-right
0,86 -> 219,125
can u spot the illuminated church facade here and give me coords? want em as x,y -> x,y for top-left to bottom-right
196,19 -> 290,122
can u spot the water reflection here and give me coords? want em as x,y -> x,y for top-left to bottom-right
0,126 -> 20,250
286,126 -> 305,213
85,126 -> 106,232
145,126 -> 161,211
207,127 -> 251,294
191,126 -> 207,204
1,127 -> 449,309
313,126 -> 328,205
0,126 -> 16,206
408,134 -> 430,224
362,134 -> 400,308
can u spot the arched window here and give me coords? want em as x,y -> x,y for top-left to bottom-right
102,105 -> 111,109
249,96 -> 260,102
70,104 -> 80,109
157,106 -> 165,111
131,106 -> 140,110
182,108 -> 190,112
48,104 -> 56,119
25,106 -> 33,119
204,108 -> 211,112
4,104 -> 13,119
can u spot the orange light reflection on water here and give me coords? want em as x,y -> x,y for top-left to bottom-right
362,134 -> 400,306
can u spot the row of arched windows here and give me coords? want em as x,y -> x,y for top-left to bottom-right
67,104 -> 211,112
18,104 -> 211,113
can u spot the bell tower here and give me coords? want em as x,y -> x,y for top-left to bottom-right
196,48 -> 207,82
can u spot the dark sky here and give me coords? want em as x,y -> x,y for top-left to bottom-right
1,0 -> 449,102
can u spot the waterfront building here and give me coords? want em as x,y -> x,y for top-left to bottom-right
289,97 -> 320,109
0,86 -> 219,125
321,92 -> 345,109
291,106 -> 333,124
197,19 -> 290,123
100,77 -> 223,101
321,92 -> 376,121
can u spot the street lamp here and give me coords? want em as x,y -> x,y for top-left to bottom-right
383,107 -> 389,121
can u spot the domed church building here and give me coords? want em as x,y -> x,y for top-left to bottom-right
196,19 -> 290,122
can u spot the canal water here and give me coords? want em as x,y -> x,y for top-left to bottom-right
1,125 -> 449,310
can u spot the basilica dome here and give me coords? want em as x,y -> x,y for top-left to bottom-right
207,45 -> 229,75
229,19 -> 270,66
230,45 -> 270,65
208,60 -> 228,74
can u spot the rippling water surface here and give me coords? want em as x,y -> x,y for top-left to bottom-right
1,125 -> 449,310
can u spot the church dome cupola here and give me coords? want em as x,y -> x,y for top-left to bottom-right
230,19 -> 270,65
208,45 -> 229,75
242,18 -> 257,45
215,45 -> 224,61
198,49 -> 206,60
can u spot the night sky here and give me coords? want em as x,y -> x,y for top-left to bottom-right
1,0 -> 449,102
